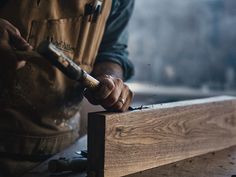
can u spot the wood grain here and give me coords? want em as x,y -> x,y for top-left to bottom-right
126,145 -> 236,177
22,137 -> 236,177
88,96 -> 236,177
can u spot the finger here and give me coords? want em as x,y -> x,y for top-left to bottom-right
111,85 -> 130,111
101,87 -> 122,108
4,23 -> 33,51
7,28 -> 32,51
0,19 -> 32,51
0,20 -> 30,70
101,79 -> 123,107
121,90 -> 134,112
94,76 -> 115,100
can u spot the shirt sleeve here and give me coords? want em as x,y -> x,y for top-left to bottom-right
95,0 -> 135,81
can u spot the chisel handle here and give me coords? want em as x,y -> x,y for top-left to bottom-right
15,41 -> 100,90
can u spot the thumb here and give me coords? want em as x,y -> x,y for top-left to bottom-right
94,75 -> 115,99
8,29 -> 33,66
8,28 -> 32,51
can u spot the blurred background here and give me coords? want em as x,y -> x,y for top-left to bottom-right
80,0 -> 236,134
128,0 -> 236,105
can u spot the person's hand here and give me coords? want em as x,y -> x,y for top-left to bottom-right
0,18 -> 32,70
85,75 -> 133,112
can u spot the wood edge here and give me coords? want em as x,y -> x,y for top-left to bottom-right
88,96 -> 236,118
88,113 -> 106,177
148,95 -> 236,109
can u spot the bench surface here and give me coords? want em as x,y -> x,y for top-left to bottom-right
23,96 -> 236,177
23,136 -> 236,177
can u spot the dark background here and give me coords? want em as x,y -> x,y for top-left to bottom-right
129,0 -> 236,91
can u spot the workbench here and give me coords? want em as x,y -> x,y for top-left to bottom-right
23,136 -> 236,177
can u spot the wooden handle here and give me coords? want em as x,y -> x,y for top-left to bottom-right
82,72 -> 100,90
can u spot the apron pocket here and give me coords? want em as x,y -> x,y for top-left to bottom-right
28,16 -> 83,60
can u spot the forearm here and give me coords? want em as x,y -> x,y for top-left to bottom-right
91,61 -> 124,80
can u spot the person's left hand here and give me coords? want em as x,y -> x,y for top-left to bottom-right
85,74 -> 133,112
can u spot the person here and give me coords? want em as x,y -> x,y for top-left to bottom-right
0,0 -> 134,176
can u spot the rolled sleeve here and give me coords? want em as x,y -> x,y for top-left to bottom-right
95,0 -> 135,81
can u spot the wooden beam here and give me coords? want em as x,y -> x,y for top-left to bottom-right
88,96 -> 236,177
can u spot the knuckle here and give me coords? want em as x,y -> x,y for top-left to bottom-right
108,81 -> 115,90
115,78 -> 123,85
106,74 -> 113,80
109,95 -> 118,104
123,84 -> 129,91
102,79 -> 115,91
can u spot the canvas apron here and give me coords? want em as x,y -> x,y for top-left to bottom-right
0,0 -> 111,175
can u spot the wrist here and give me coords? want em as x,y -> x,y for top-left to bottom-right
92,61 -> 124,80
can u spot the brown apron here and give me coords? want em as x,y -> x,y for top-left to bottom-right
0,0 -> 111,175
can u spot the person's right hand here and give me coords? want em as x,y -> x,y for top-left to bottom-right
0,18 -> 32,70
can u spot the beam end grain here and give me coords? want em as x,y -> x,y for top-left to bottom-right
88,96 -> 236,177
88,113 -> 105,177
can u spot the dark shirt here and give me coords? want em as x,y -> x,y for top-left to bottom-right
95,0 -> 135,81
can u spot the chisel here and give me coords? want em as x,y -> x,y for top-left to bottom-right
37,41 -> 100,90
15,41 -> 139,111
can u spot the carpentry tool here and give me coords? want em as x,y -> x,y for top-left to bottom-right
15,42 -> 144,113
48,150 -> 88,173
37,40 -> 100,90
48,157 -> 87,173
14,41 -> 99,90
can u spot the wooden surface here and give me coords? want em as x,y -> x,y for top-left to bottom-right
126,145 -> 236,177
88,96 -> 236,177
23,136 -> 236,177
